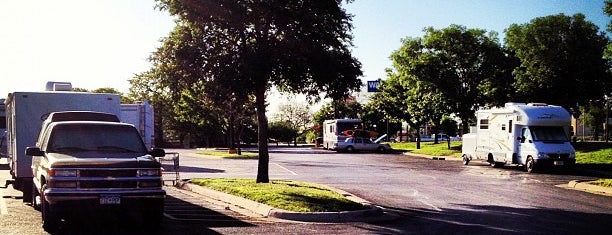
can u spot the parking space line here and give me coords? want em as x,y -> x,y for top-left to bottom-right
273,163 -> 298,175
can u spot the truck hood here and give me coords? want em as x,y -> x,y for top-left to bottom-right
45,152 -> 160,168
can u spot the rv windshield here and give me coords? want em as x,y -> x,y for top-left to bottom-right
529,126 -> 569,142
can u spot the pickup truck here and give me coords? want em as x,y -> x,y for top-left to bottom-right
26,112 -> 166,231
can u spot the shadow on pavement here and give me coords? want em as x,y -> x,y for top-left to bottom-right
45,194 -> 255,235
178,165 -> 226,174
371,204 -> 611,235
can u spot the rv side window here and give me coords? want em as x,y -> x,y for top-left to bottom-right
479,119 -> 489,129
501,124 -> 506,131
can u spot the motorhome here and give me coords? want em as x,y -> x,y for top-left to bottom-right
461,103 -> 576,173
322,119 -> 363,149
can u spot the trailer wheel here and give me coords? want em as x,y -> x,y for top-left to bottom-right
462,154 -> 470,165
31,182 -> 40,211
525,156 -> 535,173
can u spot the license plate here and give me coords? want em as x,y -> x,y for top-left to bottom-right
100,195 -> 121,205
554,161 -> 564,166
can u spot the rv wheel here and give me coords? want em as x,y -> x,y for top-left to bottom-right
525,156 -> 535,173
462,154 -> 470,165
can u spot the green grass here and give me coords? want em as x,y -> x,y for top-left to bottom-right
196,150 -> 258,159
573,142 -> 612,165
189,178 -> 368,212
390,141 -> 463,157
588,179 -> 612,187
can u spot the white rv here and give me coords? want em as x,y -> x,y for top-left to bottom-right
322,119 -> 363,149
461,103 -> 576,173
0,98 -> 6,158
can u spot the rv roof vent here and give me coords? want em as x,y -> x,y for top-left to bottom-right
45,81 -> 73,91
527,103 -> 548,106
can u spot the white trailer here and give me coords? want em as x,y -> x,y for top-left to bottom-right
461,103 -> 576,173
5,91 -> 120,200
120,100 -> 154,150
0,98 -> 6,158
322,119 -> 363,150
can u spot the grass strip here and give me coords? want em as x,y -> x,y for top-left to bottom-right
189,178 -> 368,212
196,150 -> 258,159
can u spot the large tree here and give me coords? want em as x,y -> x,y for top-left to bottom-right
383,26 -> 511,136
505,13 -> 610,111
155,0 -> 362,182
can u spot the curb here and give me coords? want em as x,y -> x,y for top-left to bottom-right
402,152 -> 461,161
567,180 -> 612,196
178,182 -> 386,223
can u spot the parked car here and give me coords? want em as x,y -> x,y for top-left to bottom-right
334,134 -> 391,153
414,134 -> 461,142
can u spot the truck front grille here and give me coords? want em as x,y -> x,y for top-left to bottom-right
79,169 -> 137,177
79,181 -> 138,188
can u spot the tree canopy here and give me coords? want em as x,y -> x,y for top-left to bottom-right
505,13 -> 610,111
154,0 -> 362,182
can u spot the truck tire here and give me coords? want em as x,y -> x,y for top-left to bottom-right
346,146 -> 354,152
377,146 -> 386,153
41,185 -> 59,232
525,156 -> 536,173
462,154 -> 470,165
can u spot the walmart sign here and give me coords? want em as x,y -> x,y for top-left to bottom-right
367,80 -> 381,92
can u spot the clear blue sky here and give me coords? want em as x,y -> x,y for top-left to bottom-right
0,0 -> 608,101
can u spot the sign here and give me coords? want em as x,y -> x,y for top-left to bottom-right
367,80 -> 381,92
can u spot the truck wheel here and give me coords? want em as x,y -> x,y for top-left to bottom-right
525,156 -> 536,173
377,146 -> 386,153
346,146 -> 354,152
41,185 -> 59,232
462,154 -> 470,165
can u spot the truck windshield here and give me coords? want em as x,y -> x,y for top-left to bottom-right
47,124 -> 147,154
529,126 -> 569,142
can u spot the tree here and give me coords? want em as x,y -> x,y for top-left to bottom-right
505,14 -> 610,111
155,0 -> 362,183
272,101 -> 312,146
412,25 -> 513,134
604,0 -> 612,59
268,121 -> 298,146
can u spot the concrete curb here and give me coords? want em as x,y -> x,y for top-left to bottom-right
402,152 -> 461,161
178,182 -> 386,223
567,180 -> 612,196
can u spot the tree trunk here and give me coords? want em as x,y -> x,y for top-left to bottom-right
255,86 -> 270,183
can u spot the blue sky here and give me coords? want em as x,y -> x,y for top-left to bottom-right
344,0 -> 609,83
0,0 -> 609,105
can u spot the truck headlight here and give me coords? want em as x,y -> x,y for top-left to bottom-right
50,169 -> 77,177
139,169 -> 161,177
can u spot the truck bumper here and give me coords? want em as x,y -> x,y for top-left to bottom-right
533,158 -> 576,168
44,188 -> 165,215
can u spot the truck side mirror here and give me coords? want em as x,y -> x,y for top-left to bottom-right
25,147 -> 44,156
150,148 -> 165,158
517,136 -> 526,143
